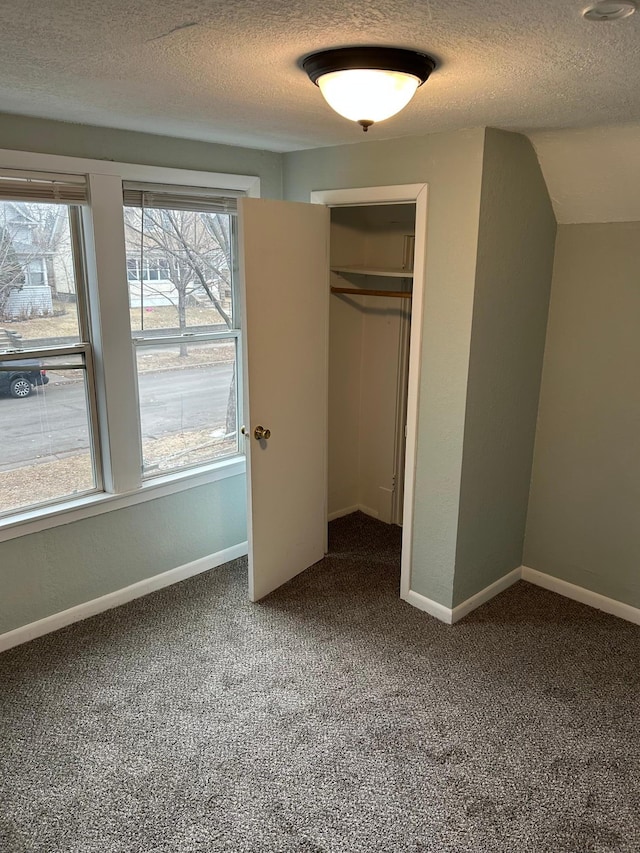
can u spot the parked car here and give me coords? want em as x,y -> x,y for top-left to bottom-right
0,360 -> 49,399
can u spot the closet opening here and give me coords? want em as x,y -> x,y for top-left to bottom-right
327,201 -> 416,569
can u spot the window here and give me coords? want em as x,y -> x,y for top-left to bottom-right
126,256 -> 171,282
0,176 -> 101,518
123,184 -> 241,478
25,258 -> 47,287
0,156 -> 256,535
126,257 -> 138,281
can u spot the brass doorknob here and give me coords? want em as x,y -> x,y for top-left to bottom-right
254,425 -> 271,441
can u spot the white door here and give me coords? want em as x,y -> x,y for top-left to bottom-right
238,198 -> 330,601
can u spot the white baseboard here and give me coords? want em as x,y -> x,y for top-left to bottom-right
522,566 -> 640,626
403,567 -> 521,625
4,548 -> 636,655
406,565 -> 640,628
358,504 -> 379,520
402,589 -> 453,624
0,541 -> 249,654
327,505 -> 359,522
451,567 -> 522,624
327,504 -> 380,522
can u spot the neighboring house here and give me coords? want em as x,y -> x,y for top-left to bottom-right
125,251 -> 233,318
126,254 -> 175,307
0,202 -> 72,319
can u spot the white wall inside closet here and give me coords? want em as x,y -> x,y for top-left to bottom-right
328,203 -> 415,525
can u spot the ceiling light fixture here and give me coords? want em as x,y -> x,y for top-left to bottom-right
582,0 -> 636,20
302,46 -> 436,132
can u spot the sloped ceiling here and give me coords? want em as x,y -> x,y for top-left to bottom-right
530,123 -> 640,224
0,1 -> 639,220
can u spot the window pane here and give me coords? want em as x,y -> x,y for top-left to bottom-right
0,202 -> 83,351
126,258 -> 138,280
0,353 -> 97,515
135,340 -> 238,476
123,206 -> 234,335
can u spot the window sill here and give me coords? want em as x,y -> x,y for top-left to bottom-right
0,455 -> 246,544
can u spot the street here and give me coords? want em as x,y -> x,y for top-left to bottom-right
0,363 -> 235,470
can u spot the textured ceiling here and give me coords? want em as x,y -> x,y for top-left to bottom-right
0,0 -> 640,153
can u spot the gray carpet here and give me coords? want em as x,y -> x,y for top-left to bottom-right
1,512 -> 639,852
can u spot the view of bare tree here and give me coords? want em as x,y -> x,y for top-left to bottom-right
123,205 -> 237,434
0,222 -> 24,317
123,207 -> 233,335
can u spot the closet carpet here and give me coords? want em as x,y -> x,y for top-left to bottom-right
1,512 -> 638,852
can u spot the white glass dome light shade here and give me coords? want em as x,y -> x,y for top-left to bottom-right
302,47 -> 437,131
317,68 -> 421,124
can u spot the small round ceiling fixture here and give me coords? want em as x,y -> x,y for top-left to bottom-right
302,46 -> 436,132
583,0 -> 636,20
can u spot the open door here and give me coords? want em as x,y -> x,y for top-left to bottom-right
238,198 -> 330,601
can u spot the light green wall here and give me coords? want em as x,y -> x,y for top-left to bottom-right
452,129 -> 557,605
0,112 -> 283,200
524,222 -> 640,608
284,129 -> 486,606
0,477 -> 247,634
0,113 -> 280,637
4,112 -> 605,630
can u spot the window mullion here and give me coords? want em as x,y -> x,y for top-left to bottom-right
84,173 -> 143,493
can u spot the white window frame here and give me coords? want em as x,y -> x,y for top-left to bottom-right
0,148 -> 259,542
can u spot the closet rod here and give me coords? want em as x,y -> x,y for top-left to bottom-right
331,286 -> 412,299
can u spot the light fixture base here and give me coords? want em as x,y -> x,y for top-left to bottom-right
583,0 -> 636,19
303,46 -> 436,87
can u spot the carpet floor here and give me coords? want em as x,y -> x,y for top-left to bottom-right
1,512 -> 639,852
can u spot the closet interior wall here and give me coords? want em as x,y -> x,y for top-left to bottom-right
328,203 -> 415,526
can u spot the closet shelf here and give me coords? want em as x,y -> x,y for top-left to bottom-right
331,265 -> 413,279
331,286 -> 412,299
